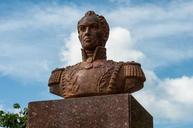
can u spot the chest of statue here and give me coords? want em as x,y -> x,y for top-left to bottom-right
60,60 -> 120,97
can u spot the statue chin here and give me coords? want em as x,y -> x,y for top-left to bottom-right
82,44 -> 97,51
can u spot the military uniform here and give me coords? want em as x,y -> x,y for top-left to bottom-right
48,47 -> 145,98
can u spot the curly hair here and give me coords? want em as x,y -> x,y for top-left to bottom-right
77,11 -> 110,47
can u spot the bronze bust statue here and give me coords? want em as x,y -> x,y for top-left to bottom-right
48,11 -> 146,98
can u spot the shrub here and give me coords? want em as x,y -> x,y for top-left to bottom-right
0,103 -> 27,128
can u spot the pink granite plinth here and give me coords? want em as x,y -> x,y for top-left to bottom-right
28,94 -> 153,128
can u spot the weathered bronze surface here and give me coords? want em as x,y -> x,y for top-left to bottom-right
48,11 -> 146,98
28,94 -> 153,128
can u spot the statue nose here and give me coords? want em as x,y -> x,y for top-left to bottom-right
84,27 -> 90,36
85,27 -> 91,33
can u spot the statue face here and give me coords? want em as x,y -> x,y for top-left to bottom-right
78,15 -> 102,51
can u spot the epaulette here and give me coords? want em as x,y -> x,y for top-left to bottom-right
48,68 -> 64,86
124,61 -> 146,82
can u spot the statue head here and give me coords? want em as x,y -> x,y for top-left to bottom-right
77,11 -> 109,51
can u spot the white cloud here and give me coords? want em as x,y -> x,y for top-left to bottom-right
134,73 -> 193,123
60,32 -> 81,65
0,42 -> 51,83
107,27 -> 144,61
163,76 -> 193,105
106,0 -> 193,68
107,1 -> 193,37
0,6 -> 83,83
61,27 -> 145,65
135,91 -> 183,121
0,6 -> 82,32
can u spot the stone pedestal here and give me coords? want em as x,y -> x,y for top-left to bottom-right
28,94 -> 153,128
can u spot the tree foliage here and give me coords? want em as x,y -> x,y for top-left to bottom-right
0,103 -> 27,128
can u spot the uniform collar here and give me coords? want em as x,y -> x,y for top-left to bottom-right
81,46 -> 107,62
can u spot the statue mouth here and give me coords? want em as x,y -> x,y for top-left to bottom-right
84,37 -> 91,42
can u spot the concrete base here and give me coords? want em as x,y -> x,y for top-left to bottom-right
28,94 -> 153,128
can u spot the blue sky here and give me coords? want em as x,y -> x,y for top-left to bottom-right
0,0 -> 193,128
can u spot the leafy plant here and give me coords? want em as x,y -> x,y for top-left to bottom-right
0,103 -> 28,128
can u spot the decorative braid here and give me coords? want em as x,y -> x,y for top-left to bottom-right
48,68 -> 64,86
125,61 -> 146,82
61,63 -> 81,97
107,62 -> 124,93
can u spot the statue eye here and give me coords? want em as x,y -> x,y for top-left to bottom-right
90,24 -> 98,30
79,26 -> 86,32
